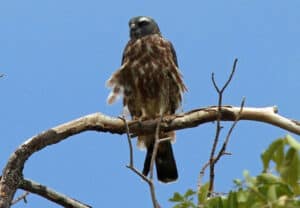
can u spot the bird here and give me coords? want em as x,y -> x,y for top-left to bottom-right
106,16 -> 186,183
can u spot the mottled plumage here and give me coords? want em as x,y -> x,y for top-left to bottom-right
106,16 -> 186,183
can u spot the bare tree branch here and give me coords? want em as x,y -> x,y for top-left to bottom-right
19,178 -> 91,208
214,98 -> 246,164
148,115 -> 163,208
123,115 -> 161,208
197,98 -> 246,199
126,164 -> 160,208
120,117 -> 134,167
208,58 -> 239,195
11,191 -> 29,206
1,105 -> 300,207
211,59 -> 238,94
149,115 -> 163,181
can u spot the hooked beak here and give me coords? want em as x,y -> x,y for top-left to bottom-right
130,23 -> 137,30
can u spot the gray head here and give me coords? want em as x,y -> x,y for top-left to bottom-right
129,16 -> 160,39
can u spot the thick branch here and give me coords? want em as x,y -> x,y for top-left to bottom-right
1,106 -> 300,207
19,178 -> 91,208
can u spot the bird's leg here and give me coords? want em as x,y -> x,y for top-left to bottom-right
133,108 -> 149,128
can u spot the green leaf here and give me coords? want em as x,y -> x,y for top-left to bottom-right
257,173 -> 279,184
280,148 -> 299,186
236,190 -> 246,202
169,192 -> 184,202
226,191 -> 238,208
233,179 -> 242,187
261,138 -> 284,172
198,182 -> 209,204
243,170 -> 256,187
267,184 -> 277,202
275,182 -> 293,197
184,189 -> 196,198
207,196 -> 224,208
285,135 -> 300,150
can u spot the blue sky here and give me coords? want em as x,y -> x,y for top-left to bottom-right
0,1 -> 299,207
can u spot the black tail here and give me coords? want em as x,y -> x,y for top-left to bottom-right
142,140 -> 178,183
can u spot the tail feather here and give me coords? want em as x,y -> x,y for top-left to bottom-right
142,138 -> 178,183
142,143 -> 153,177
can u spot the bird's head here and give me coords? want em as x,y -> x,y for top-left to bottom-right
129,16 -> 160,39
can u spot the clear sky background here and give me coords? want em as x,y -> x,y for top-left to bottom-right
0,1 -> 299,207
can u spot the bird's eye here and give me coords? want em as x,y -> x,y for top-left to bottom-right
138,20 -> 149,27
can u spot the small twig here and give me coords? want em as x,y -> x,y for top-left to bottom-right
214,97 -> 245,163
10,191 -> 29,206
122,115 -> 158,207
148,116 -> 163,208
221,59 -> 237,93
123,115 -> 161,208
126,166 -> 151,183
208,58 -> 238,196
212,59 -> 238,94
120,116 -> 134,167
148,181 -> 160,208
158,137 -> 172,143
126,165 -> 160,208
197,161 -> 210,195
198,98 -> 244,197
149,116 -> 163,180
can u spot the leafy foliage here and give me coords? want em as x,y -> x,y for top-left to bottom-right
169,135 -> 300,208
169,189 -> 197,208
